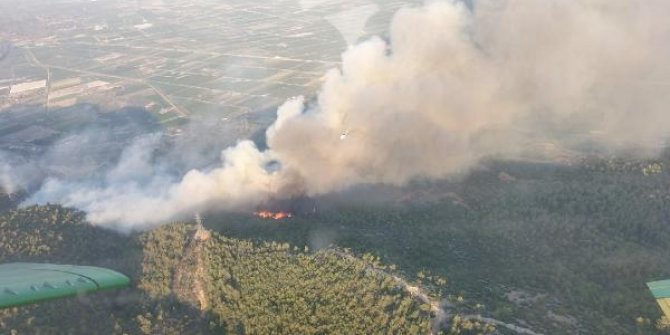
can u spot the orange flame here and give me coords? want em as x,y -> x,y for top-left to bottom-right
254,210 -> 293,220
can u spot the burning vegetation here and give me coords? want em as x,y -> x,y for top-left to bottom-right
253,196 -> 317,220
254,210 -> 293,220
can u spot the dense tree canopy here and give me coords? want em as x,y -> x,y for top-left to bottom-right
0,206 -> 435,334
2,156 -> 670,334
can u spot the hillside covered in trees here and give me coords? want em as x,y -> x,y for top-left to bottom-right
2,156 -> 670,334
207,157 -> 670,335
0,205 -> 479,334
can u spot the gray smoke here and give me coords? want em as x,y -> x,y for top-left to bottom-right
0,152 -> 23,194
0,40 -> 12,62
25,0 -> 670,230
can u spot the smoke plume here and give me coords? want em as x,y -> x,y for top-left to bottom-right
26,0 -> 670,230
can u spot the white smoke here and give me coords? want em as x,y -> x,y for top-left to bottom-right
0,157 -> 18,194
325,2 -> 380,46
26,0 -> 670,230
0,150 -> 40,195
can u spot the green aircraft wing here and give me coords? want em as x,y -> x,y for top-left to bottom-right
0,263 -> 130,309
647,279 -> 670,319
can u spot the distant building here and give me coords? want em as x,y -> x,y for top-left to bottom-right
10,80 -> 47,96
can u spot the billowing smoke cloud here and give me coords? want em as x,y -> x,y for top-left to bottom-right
0,153 -> 21,194
324,2 -> 380,46
0,150 -> 42,195
26,0 -> 670,230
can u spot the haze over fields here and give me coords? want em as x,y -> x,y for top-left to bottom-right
0,0 -> 422,228
1,1 -> 670,334
4,0 -> 670,230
